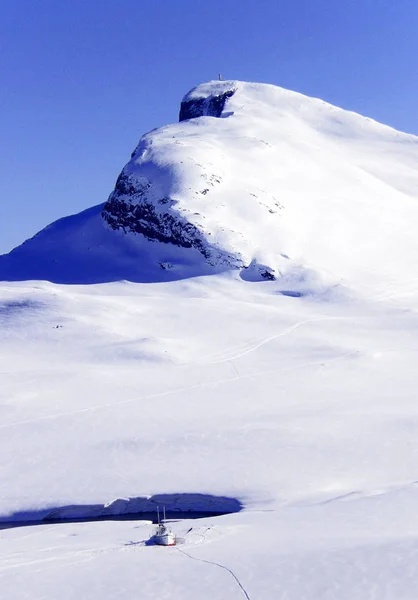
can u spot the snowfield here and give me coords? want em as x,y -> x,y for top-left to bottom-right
1,80 -> 418,599
2,276 -> 418,599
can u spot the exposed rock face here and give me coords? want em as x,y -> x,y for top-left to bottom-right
102,82 -> 240,265
179,88 -> 236,121
103,173 -> 210,257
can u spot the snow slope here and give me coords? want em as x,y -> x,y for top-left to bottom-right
1,80 -> 418,290
1,81 -> 418,599
2,274 -> 418,599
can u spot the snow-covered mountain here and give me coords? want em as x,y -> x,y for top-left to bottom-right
2,82 -> 418,600
2,80 -> 418,291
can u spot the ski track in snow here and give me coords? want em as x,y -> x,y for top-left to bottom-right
310,479 -> 418,507
175,546 -> 252,600
199,316 -> 341,365
0,343 -> 355,431
0,541 -> 123,576
0,553 -> 93,574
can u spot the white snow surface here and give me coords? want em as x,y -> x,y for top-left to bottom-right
2,275 -> 418,599
2,81 -> 418,598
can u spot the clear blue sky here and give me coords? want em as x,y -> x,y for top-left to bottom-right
1,0 -> 418,254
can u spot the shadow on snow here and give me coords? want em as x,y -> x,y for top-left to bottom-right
0,493 -> 243,530
0,204 -> 235,285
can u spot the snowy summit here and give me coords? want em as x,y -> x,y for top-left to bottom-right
1,79 -> 418,292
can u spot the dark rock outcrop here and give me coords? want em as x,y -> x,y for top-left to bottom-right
102,85 -> 238,261
103,197 -> 209,257
179,89 -> 236,121
102,172 -> 210,258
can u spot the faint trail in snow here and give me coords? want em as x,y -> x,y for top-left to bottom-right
308,479 -> 418,507
318,491 -> 361,504
0,345 -> 356,431
0,542 -> 122,575
0,379 -> 223,430
229,361 -> 240,379
0,551 -> 91,573
0,525 -> 56,540
175,546 -> 252,600
192,316 -> 340,366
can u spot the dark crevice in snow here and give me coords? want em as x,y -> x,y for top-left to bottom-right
0,494 -> 243,530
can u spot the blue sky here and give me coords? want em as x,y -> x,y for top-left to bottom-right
1,0 -> 418,254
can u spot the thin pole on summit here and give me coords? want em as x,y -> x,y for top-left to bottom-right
218,73 -> 223,81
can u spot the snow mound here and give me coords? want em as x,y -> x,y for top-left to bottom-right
2,80 -> 418,292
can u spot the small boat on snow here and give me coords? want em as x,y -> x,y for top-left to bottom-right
154,522 -> 176,546
153,506 -> 176,546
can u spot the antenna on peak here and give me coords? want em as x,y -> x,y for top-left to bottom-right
218,73 -> 223,81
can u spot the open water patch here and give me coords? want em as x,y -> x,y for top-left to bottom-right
0,493 -> 243,530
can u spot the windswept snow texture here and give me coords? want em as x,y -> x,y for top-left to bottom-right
2,79 -> 418,287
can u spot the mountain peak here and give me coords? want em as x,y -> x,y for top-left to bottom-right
1,81 -> 418,292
